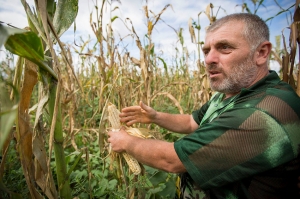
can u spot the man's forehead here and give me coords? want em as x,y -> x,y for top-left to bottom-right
206,21 -> 244,36
204,23 -> 245,45
207,20 -> 244,33
203,35 -> 239,48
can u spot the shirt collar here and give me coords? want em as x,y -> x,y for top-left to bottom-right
240,70 -> 280,95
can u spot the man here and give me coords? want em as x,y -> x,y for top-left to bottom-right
108,13 -> 300,198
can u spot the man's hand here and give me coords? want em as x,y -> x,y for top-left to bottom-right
120,101 -> 156,126
107,128 -> 131,153
108,127 -> 186,173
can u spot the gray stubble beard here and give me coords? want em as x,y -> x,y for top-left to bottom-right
207,55 -> 257,94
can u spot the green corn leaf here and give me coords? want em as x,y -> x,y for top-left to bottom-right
4,28 -> 57,79
0,82 -> 18,151
111,16 -> 119,22
53,0 -> 79,37
0,24 -> 26,47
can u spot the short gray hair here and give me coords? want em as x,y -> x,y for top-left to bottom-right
206,13 -> 269,51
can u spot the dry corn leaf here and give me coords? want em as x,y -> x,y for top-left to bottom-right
130,57 -> 141,66
147,21 -> 153,35
205,4 -> 211,22
33,133 -> 58,199
188,17 -> 196,43
34,92 -> 48,128
151,92 -> 184,114
17,60 -> 42,199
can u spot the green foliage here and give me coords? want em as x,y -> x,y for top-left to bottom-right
53,0 -> 79,37
145,166 -> 177,198
1,24 -> 57,79
0,82 -> 18,151
1,140 -> 29,198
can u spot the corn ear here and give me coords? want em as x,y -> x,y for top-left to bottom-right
107,102 -> 141,175
107,102 -> 121,130
122,152 -> 141,175
126,127 -> 155,139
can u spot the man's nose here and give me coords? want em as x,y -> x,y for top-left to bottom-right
204,49 -> 219,66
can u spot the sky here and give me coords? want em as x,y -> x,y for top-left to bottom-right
0,0 -> 296,70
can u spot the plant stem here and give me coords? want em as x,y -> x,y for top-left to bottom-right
48,79 -> 72,199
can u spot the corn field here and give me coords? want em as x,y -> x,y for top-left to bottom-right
0,0 -> 299,198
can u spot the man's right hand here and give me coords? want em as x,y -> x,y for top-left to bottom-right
120,101 -> 156,126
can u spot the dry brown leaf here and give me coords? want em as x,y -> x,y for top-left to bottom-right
188,17 -> 196,43
17,60 -> 42,199
33,134 -> 58,199
130,57 -> 141,66
36,0 -> 48,35
151,92 -> 184,114
34,93 -> 48,128
205,4 -> 211,22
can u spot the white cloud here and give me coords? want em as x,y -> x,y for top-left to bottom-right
0,0 -> 30,29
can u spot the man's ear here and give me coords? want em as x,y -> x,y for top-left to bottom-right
255,41 -> 272,66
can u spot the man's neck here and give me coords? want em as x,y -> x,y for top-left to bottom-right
224,92 -> 239,100
223,69 -> 270,100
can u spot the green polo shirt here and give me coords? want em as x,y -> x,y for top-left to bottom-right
174,71 -> 300,198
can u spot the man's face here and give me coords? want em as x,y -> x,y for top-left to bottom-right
202,22 -> 258,95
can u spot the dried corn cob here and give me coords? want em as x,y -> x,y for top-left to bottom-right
126,127 -> 155,139
107,103 -> 121,130
122,152 -> 141,175
107,103 -> 142,175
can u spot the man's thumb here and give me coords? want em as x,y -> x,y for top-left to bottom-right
139,101 -> 149,110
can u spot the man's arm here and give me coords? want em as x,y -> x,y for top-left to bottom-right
108,128 -> 186,173
120,101 -> 198,134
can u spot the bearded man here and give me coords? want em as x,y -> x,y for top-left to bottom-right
108,13 -> 300,199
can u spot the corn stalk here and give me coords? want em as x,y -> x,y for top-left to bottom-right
291,0 -> 299,96
280,0 -> 300,96
48,78 -> 72,198
1,0 -> 79,198
32,0 -> 78,197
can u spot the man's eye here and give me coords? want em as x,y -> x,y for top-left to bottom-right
203,50 -> 209,56
222,45 -> 229,49
221,45 -> 230,49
